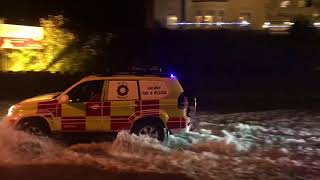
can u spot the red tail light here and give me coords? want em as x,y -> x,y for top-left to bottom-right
178,93 -> 188,109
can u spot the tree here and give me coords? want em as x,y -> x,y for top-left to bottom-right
7,15 -> 98,73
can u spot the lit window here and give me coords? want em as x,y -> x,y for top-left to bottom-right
280,0 -> 291,8
167,15 -> 178,26
195,16 -> 204,23
204,15 -> 213,23
239,12 -> 251,22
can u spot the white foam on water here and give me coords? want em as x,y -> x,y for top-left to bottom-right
0,110 -> 319,179
0,122 -> 63,164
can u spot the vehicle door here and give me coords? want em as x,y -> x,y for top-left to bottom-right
61,80 -> 105,132
103,80 -> 140,131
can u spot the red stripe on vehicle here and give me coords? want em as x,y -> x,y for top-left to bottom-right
37,100 -> 61,117
168,117 -> 181,122
111,116 -> 129,119
38,101 -> 58,109
135,100 -> 141,114
62,120 -> 86,123
110,116 -> 132,130
37,109 -> 57,117
167,122 -> 181,129
141,109 -> 160,115
142,110 -> 160,114
62,117 -> 86,120
102,101 -> 111,116
57,104 -> 62,117
128,116 -> 135,122
141,100 -> 160,110
62,124 -> 86,131
38,106 -> 56,110
167,117 -> 182,129
86,102 -> 102,116
180,117 -> 187,128
111,123 -> 131,130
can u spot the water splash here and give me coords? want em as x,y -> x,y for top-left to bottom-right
0,110 -> 319,179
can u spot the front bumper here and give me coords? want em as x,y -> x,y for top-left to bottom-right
2,115 -> 19,128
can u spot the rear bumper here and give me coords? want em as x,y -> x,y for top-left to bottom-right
169,116 -> 192,134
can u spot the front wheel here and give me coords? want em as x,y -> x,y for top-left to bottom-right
132,121 -> 165,142
18,119 -> 50,137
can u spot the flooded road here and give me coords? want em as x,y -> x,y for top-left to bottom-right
0,102 -> 319,180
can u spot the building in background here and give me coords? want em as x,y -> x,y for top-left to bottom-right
153,0 -> 267,29
267,0 -> 320,21
264,0 -> 320,29
151,0 -> 320,30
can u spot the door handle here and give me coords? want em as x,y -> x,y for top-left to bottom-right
89,104 -> 101,110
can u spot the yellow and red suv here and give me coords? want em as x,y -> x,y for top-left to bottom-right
4,73 -> 191,141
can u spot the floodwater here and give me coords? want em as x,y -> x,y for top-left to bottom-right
0,107 -> 320,180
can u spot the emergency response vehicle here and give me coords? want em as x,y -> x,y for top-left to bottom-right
4,71 -> 191,141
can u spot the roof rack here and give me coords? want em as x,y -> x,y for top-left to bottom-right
98,66 -> 172,77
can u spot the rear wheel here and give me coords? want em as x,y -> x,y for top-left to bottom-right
132,120 -> 165,142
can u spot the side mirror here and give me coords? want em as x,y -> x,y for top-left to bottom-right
58,95 -> 69,104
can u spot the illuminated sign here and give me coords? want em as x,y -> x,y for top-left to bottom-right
0,24 -> 43,49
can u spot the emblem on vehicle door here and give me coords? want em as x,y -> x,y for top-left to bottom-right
117,82 -> 129,98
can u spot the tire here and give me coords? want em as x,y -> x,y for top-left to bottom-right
132,120 -> 165,142
19,119 -> 50,137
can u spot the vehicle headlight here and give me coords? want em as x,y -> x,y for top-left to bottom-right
7,105 -> 15,116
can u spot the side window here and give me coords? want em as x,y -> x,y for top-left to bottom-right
67,80 -> 104,103
107,81 -> 139,100
140,81 -> 169,100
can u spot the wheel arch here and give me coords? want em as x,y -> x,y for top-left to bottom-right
130,116 -> 166,133
16,116 -> 51,133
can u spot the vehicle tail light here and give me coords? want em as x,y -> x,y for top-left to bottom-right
178,93 -> 188,109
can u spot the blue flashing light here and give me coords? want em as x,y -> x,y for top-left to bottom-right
170,73 -> 177,78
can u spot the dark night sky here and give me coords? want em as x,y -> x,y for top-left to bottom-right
0,0 -> 147,32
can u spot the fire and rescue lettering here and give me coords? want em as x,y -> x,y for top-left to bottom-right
141,87 -> 167,96
140,81 -> 169,99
